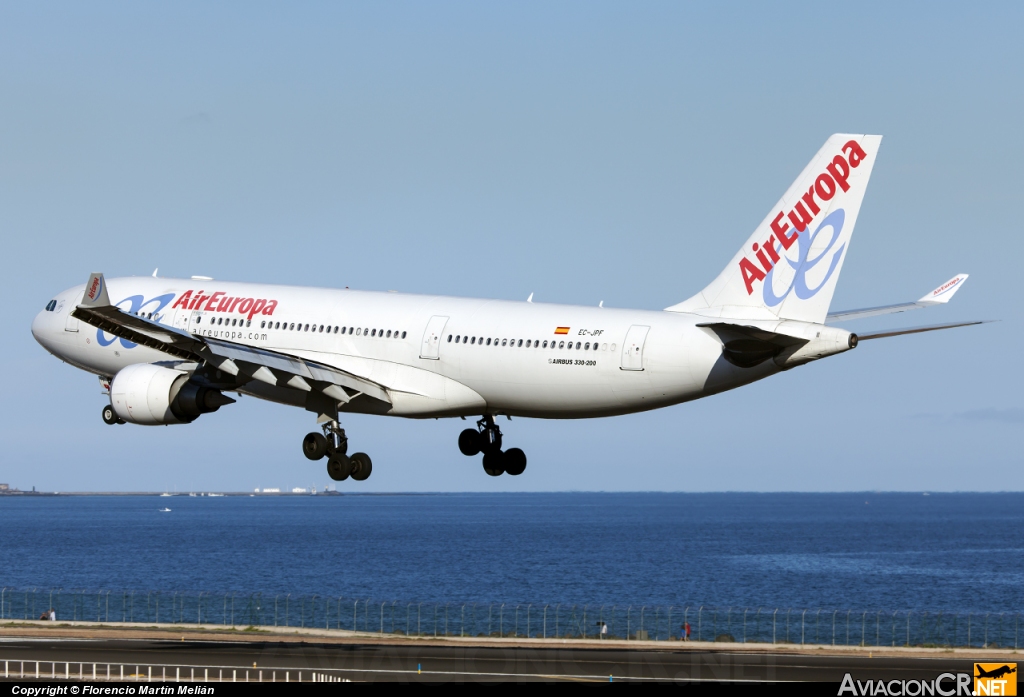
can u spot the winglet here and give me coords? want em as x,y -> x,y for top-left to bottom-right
918,274 -> 968,305
80,273 -> 111,307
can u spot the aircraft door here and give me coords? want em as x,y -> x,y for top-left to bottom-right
64,292 -> 84,332
620,325 -> 650,371
420,315 -> 449,359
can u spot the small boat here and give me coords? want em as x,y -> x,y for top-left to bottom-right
159,493 -> 173,497
159,507 -> 172,512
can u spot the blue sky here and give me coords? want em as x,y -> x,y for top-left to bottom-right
2,2 -> 1021,492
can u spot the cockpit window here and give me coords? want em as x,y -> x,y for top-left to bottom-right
45,300 -> 56,311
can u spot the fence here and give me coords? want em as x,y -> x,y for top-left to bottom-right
1,588 -> 1018,648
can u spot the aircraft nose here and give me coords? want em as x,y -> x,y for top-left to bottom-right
31,303 -> 62,353
31,308 -> 47,344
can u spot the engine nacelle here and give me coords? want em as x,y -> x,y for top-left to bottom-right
110,364 -> 235,425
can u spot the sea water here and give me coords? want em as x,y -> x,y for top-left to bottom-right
1,492 -> 1021,612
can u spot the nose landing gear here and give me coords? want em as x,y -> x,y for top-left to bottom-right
303,421 -> 372,482
459,416 -> 527,477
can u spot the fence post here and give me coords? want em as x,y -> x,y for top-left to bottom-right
556,604 -> 561,638
461,605 -> 466,637
583,606 -> 587,639
876,611 -> 881,647
892,612 -> 898,647
801,610 -> 807,645
543,605 -> 548,639
743,609 -> 748,643
527,605 -> 532,639
698,606 -> 703,642
772,609 -> 778,644
906,611 -> 911,646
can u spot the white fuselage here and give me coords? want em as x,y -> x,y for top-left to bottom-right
32,276 -> 785,420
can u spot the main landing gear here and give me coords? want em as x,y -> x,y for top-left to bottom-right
458,415 -> 527,477
302,421 -> 372,482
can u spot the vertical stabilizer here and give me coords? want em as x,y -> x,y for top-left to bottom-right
667,134 -> 882,323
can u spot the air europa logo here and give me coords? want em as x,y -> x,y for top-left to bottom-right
87,275 -> 103,301
171,289 -> 279,321
932,277 -> 963,298
739,139 -> 869,300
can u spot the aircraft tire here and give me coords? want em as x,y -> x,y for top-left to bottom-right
458,429 -> 482,456
350,452 -> 373,481
503,448 -> 527,476
302,432 -> 328,460
327,454 -> 352,481
102,405 -> 119,425
482,450 -> 505,477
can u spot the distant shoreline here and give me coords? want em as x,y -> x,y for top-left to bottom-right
0,490 -> 343,497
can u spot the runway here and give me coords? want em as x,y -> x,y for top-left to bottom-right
0,635 -> 993,683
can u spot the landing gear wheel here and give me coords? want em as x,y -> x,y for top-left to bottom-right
503,448 -> 527,476
102,405 -> 119,425
350,452 -> 373,481
458,429 -> 482,456
327,454 -> 352,481
302,432 -> 328,461
482,450 -> 505,477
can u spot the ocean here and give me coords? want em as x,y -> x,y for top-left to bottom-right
1,492 -> 1021,613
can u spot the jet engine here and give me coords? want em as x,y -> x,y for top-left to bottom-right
110,363 -> 235,425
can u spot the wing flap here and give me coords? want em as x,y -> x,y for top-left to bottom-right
71,273 -> 392,406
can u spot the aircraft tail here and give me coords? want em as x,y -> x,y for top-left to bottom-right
666,134 -> 882,323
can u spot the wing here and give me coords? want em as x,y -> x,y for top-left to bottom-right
825,274 -> 969,324
71,273 -> 392,411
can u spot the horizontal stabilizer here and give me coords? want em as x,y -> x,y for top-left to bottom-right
826,274 -> 968,324
856,319 -> 989,341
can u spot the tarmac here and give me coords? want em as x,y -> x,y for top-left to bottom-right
0,620 -> 1018,682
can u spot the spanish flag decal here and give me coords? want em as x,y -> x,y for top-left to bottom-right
554,327 -> 570,335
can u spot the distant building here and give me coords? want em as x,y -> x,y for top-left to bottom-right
262,488 -> 281,493
291,487 -> 308,494
0,484 -> 9,491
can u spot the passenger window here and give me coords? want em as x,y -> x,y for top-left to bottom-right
542,340 -> 548,348
501,339 -> 507,346
341,327 -> 346,334
575,342 -> 581,350
350,327 -> 355,334
455,335 -> 460,343
486,338 -> 491,346
470,336 -> 476,344
610,343 -> 617,351
517,339 -> 523,347
246,320 -> 251,327
593,343 -> 599,351
558,341 -> 564,349
356,328 -> 362,336
584,342 -> 590,350
371,329 -> 377,337
386,330 -> 392,338
196,316 -> 202,324
601,343 -> 607,351
401,331 -> 407,339
447,334 -> 452,342
364,328 -> 369,335
525,340 -> 531,348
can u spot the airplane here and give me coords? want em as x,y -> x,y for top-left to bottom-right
31,134 -> 984,482
976,665 -> 1017,680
